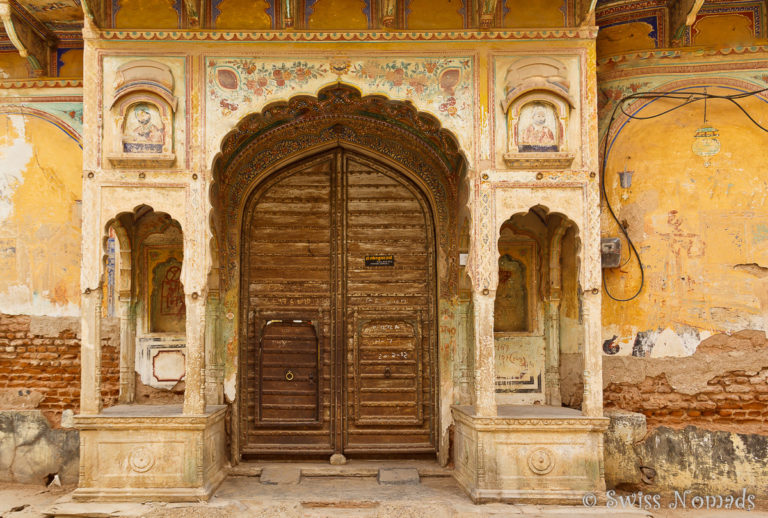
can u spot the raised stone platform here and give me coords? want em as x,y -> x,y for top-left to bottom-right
72,404 -> 228,502
452,405 -> 610,504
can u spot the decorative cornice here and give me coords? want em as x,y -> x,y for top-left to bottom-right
100,27 -> 599,43
0,78 -> 82,89
598,45 -> 768,66
452,407 -> 610,432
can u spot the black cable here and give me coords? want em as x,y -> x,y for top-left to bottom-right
600,86 -> 768,302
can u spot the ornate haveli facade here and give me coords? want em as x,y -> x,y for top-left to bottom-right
0,0 -> 767,505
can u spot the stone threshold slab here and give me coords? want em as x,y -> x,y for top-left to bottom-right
231,460 -> 452,479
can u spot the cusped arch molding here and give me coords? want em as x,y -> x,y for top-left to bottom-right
210,84 -> 468,294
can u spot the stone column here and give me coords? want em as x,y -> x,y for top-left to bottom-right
457,302 -> 473,406
183,292 -> 206,414
205,295 -> 223,406
581,290 -> 602,416
117,297 -> 135,404
472,290 -> 496,417
467,176 -> 497,417
545,299 -> 562,406
79,16 -> 101,416
80,289 -> 102,414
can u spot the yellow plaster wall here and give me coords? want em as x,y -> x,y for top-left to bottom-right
308,0 -> 368,30
114,0 -> 178,29
691,14 -> 756,48
601,87 -> 768,357
407,0 -> 464,29
0,53 -> 30,79
597,22 -> 657,56
58,49 -> 84,78
0,113 -> 82,315
502,0 -> 565,28
215,0 -> 271,30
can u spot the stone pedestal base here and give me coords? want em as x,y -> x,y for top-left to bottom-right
452,405 -> 609,504
73,404 -> 228,502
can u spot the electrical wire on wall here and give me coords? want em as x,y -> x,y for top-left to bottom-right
600,85 -> 768,302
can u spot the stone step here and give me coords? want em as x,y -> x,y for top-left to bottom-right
231,460 -> 452,479
259,465 -> 301,485
301,501 -> 380,518
377,467 -> 420,485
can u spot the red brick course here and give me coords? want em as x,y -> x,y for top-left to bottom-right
605,369 -> 768,434
0,314 -> 120,427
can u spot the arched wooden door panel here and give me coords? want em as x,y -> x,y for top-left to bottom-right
240,148 -> 437,456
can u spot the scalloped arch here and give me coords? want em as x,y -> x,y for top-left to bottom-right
209,83 -> 469,295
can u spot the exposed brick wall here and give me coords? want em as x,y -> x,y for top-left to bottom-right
605,371 -> 768,434
604,331 -> 768,434
0,314 -> 120,427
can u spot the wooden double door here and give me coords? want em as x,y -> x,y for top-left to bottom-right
240,148 -> 437,456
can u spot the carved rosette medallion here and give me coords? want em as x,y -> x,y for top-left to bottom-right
129,446 -> 155,473
527,447 -> 555,475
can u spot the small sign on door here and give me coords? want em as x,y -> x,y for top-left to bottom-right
365,254 -> 395,267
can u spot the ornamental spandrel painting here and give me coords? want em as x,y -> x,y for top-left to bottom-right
123,103 -> 166,154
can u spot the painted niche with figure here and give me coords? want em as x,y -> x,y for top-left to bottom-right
517,102 -> 559,153
501,57 -> 575,169
123,103 -> 166,154
107,60 -> 178,168
494,254 -> 530,333
149,254 -> 185,334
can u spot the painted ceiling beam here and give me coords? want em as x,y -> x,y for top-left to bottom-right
0,0 -> 51,76
669,0 -> 704,42
9,0 -> 54,41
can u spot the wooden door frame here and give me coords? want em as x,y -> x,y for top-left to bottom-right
236,146 -> 439,458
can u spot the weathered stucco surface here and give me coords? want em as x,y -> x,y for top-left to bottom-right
0,108 -> 83,316
0,410 -> 79,485
605,410 -> 768,495
599,50 -> 768,358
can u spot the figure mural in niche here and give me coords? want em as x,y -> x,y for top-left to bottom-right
517,102 -> 559,152
494,255 -> 529,332
123,103 -> 164,153
149,255 -> 185,333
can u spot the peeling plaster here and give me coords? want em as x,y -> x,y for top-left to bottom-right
0,285 -> 79,317
735,263 -> 768,278
0,114 -> 33,221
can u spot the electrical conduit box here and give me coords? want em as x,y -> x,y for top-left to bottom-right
601,237 -> 621,268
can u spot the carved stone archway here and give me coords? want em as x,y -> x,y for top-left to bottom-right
209,84 -> 469,462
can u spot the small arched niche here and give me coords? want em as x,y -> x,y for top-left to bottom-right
107,60 -> 177,168
103,205 -> 186,407
494,206 -> 583,409
501,57 -> 575,170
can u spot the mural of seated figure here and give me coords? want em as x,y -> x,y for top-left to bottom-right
123,103 -> 165,154
518,103 -> 559,153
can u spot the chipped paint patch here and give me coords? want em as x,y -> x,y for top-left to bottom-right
0,115 -> 33,221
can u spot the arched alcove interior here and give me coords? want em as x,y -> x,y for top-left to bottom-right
103,205 -> 187,407
494,205 -> 583,409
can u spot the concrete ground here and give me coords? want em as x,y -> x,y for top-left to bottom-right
1,462 -> 767,518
